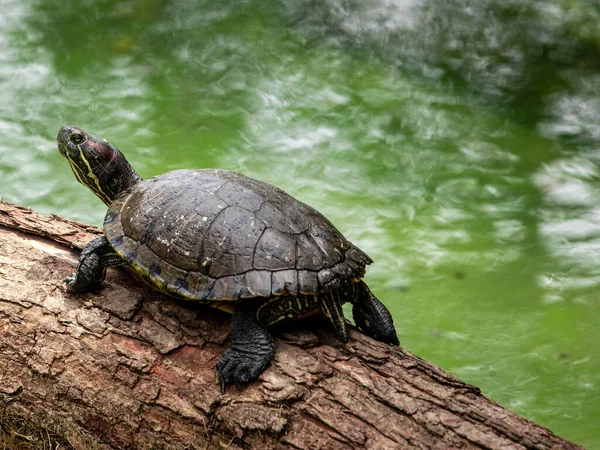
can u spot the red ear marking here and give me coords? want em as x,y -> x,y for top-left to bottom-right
87,140 -> 114,161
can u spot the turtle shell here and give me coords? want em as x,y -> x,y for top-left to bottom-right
104,169 -> 372,302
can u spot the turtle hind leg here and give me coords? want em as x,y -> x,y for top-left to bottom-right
320,292 -> 348,343
352,281 -> 399,345
216,304 -> 276,393
65,236 -> 123,293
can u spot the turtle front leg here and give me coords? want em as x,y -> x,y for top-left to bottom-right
352,281 -> 400,345
216,305 -> 276,393
65,236 -> 123,293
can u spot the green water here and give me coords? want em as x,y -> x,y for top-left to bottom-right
1,0 -> 599,446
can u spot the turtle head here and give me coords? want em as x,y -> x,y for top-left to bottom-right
57,125 -> 142,206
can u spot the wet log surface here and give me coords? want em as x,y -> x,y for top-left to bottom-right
0,201 -> 582,449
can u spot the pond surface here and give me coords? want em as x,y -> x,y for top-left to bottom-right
1,0 -> 599,447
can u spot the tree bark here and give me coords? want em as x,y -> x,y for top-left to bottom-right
0,201 -> 581,450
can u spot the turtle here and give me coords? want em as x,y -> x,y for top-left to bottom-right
57,125 -> 399,391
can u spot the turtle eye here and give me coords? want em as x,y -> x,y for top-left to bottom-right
70,133 -> 85,145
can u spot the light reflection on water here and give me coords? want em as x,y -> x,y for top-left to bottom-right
0,0 -> 599,447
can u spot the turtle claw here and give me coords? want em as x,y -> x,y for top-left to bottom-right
63,272 -> 104,293
216,348 -> 271,394
63,273 -> 77,291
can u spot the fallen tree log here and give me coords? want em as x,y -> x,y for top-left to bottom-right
0,201 -> 581,450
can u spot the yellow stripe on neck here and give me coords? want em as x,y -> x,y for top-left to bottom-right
68,145 -> 112,205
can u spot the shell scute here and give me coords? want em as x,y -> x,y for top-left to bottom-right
298,270 -> 319,295
245,270 -> 272,297
253,228 -> 296,270
201,205 -> 264,277
272,270 -> 299,296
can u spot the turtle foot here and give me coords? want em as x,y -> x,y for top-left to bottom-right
216,306 -> 276,393
353,282 -> 400,346
63,272 -> 103,293
216,348 -> 273,393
